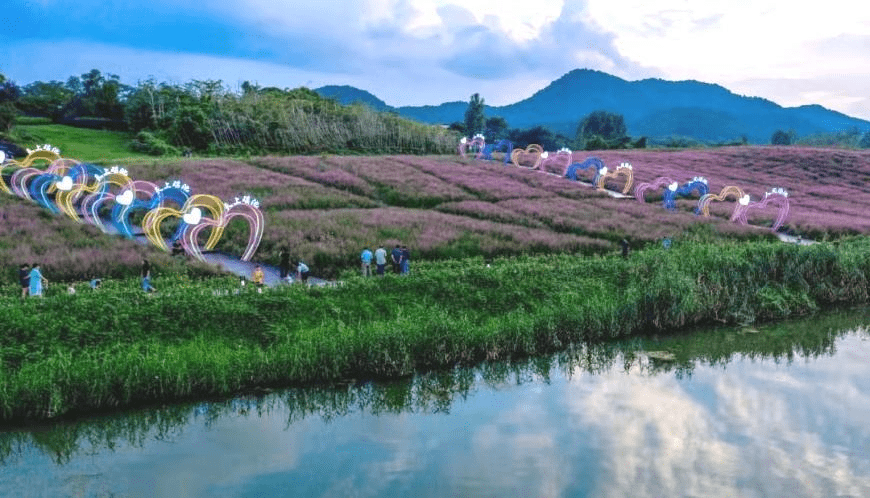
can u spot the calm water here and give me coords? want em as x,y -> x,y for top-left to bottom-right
2,310 -> 870,497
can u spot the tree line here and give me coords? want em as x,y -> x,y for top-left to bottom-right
0,70 -> 458,156
455,93 -> 646,151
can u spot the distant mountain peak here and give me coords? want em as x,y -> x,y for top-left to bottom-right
317,69 -> 870,144
315,85 -> 391,112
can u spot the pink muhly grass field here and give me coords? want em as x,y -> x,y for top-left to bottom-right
5,145 -> 870,280
588,146 -> 870,236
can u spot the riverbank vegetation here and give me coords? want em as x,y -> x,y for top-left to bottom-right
2,237 -> 870,422
2,306 -> 864,463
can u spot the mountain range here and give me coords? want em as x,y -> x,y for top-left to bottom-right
316,69 -> 870,144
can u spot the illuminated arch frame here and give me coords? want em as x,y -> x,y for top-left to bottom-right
596,163 -> 634,195
736,189 -> 790,231
565,157 -> 604,183
663,178 -> 709,211
458,135 -> 486,159
697,186 -> 745,218
510,144 -> 544,169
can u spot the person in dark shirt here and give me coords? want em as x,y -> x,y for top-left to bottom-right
19,264 -> 30,299
279,248 -> 291,280
391,244 -> 403,274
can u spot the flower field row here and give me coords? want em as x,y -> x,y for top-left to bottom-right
3,146 -> 870,282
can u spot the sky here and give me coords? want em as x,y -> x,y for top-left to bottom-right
3,0 -> 870,120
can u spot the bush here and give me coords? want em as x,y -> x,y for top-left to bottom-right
129,131 -> 180,156
771,129 -> 795,145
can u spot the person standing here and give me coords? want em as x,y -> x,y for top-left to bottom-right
29,263 -> 47,298
19,263 -> 30,299
141,258 -> 156,293
620,239 -> 630,259
251,264 -> 265,293
401,245 -> 411,275
297,261 -> 310,285
279,248 -> 291,280
374,245 -> 387,277
360,247 -> 373,277
391,244 -> 403,274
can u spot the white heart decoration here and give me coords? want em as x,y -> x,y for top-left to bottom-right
598,167 -> 608,175
183,207 -> 202,225
739,194 -> 751,206
0,150 -> 5,163
541,151 -> 549,159
460,137 -> 467,144
668,182 -> 679,191
55,176 -> 73,191
116,190 -> 134,206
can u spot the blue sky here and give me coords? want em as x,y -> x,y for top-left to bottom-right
3,0 -> 869,120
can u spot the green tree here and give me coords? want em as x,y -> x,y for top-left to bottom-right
771,129 -> 795,145
507,126 -> 569,151
464,93 -> 485,137
0,74 -> 20,133
485,116 -> 508,139
18,80 -> 76,121
575,110 -> 627,149
859,131 -> 870,149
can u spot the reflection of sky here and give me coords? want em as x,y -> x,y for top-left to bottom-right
4,333 -> 870,497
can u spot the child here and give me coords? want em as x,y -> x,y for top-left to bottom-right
251,265 -> 265,293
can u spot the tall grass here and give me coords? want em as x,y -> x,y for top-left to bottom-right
2,238 -> 869,422
212,98 -> 458,155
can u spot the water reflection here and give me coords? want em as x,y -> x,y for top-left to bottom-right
2,309 -> 869,497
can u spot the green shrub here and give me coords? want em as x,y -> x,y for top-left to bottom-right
129,131 -> 180,156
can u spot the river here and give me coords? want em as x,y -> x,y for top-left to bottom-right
2,309 -> 869,497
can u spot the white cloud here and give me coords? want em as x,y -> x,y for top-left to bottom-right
5,0 -> 870,119
561,339 -> 870,497
583,0 -> 870,119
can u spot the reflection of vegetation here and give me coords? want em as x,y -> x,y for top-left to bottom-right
2,308 -> 866,466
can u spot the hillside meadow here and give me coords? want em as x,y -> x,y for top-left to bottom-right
4,145 -> 870,420
4,145 -> 870,282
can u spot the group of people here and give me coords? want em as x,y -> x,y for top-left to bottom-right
18,263 -> 48,298
247,249 -> 311,290
278,249 -> 310,284
360,244 -> 411,277
17,263 -> 103,298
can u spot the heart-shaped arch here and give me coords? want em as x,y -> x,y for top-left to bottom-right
144,194 -> 224,252
80,170 -> 134,231
735,191 -> 790,231
181,202 -> 264,262
458,136 -> 486,159
510,144 -> 544,169
597,165 -> 634,194
539,150 -> 573,175
697,186 -> 745,218
664,179 -> 709,211
56,163 -> 107,222
481,139 -> 513,164
565,157 -> 604,183
111,180 -> 160,239
634,177 -> 677,203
